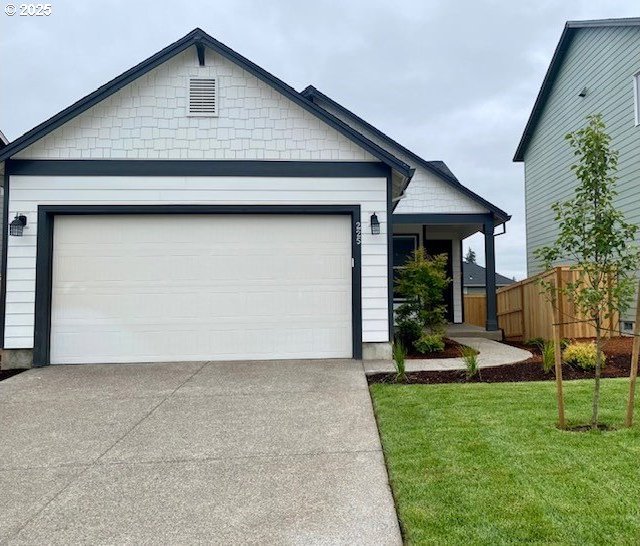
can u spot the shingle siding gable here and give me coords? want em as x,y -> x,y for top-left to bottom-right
15,48 -> 377,161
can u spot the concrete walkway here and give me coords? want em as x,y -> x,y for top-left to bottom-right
0,360 -> 401,545
364,337 -> 532,374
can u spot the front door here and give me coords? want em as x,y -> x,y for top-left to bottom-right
423,239 -> 454,322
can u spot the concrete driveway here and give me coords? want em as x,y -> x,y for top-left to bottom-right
0,360 -> 401,545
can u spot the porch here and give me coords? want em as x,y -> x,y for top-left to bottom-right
392,213 -> 501,334
445,323 -> 502,341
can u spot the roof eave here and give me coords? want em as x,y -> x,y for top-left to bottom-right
513,24 -> 573,162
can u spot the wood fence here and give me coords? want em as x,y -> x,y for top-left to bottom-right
463,295 -> 486,327
496,266 -> 618,340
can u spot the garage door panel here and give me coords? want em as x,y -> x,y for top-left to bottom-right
50,214 -> 353,364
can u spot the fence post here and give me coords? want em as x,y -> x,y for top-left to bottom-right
555,267 -> 565,340
519,283 -> 525,339
552,277 -> 566,429
625,280 -> 640,427
607,273 -> 614,338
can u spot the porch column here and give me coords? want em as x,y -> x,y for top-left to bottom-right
484,217 -> 498,331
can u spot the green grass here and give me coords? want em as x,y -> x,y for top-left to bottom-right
370,379 -> 640,545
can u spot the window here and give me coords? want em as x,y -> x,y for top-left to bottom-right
635,72 -> 640,126
393,234 -> 418,298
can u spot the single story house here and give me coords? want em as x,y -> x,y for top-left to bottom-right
0,28 -> 509,367
463,261 -> 515,295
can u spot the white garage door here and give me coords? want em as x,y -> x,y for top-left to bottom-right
50,215 -> 353,364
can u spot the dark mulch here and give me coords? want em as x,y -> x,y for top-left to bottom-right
406,337 -> 470,360
368,336 -> 635,385
0,369 -> 25,382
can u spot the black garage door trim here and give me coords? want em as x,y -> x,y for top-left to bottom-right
34,204 -> 362,366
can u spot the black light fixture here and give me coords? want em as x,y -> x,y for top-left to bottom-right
370,212 -> 380,235
578,86 -> 588,97
9,214 -> 27,237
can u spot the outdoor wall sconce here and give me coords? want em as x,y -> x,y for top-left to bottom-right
370,212 -> 380,235
9,214 -> 27,237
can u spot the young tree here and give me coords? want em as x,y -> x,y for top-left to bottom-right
535,115 -> 640,429
395,248 -> 451,346
464,248 -> 477,264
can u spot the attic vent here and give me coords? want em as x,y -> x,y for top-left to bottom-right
188,78 -> 217,116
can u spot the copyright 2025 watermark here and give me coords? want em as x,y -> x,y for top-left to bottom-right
5,3 -> 52,16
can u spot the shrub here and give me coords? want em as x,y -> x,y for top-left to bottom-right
541,341 -> 555,374
395,248 -> 451,335
461,345 -> 479,379
396,319 -> 423,349
563,342 -> 598,370
560,338 -> 571,351
414,333 -> 445,354
526,337 -> 545,350
392,341 -> 407,383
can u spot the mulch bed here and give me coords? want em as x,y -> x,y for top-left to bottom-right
406,338 -> 468,359
0,369 -> 25,382
368,336 -> 635,385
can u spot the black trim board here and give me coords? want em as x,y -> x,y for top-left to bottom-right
6,160 -> 390,178
387,171 -> 394,341
196,42 -> 206,66
0,29 -> 412,178
459,239 -> 465,324
302,86 -> 510,223
483,217 -> 499,331
0,173 -> 8,347
32,205 -> 363,366
393,213 -> 495,226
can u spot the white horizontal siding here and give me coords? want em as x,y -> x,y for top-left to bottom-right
5,175 -> 389,349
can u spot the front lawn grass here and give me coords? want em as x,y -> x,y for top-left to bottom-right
370,379 -> 640,545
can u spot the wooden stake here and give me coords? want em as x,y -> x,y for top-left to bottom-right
552,280 -> 566,429
624,280 -> 640,427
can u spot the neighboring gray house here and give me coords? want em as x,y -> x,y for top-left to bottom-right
0,29 -> 509,368
463,261 -> 514,295
514,17 -> 640,331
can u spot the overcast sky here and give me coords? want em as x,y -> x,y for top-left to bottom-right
1,0 -> 638,279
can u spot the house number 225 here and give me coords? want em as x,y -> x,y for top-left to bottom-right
355,221 -> 362,245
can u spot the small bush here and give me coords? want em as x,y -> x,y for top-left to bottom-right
461,345 -> 479,379
395,248 -> 451,335
414,333 -> 445,354
541,341 -> 555,374
396,319 -> 422,349
525,337 -> 545,349
560,338 -> 571,350
392,341 -> 407,382
563,342 -> 598,370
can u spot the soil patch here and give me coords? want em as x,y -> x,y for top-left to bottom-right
565,423 -> 616,432
368,336 -> 634,385
0,369 -> 25,382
